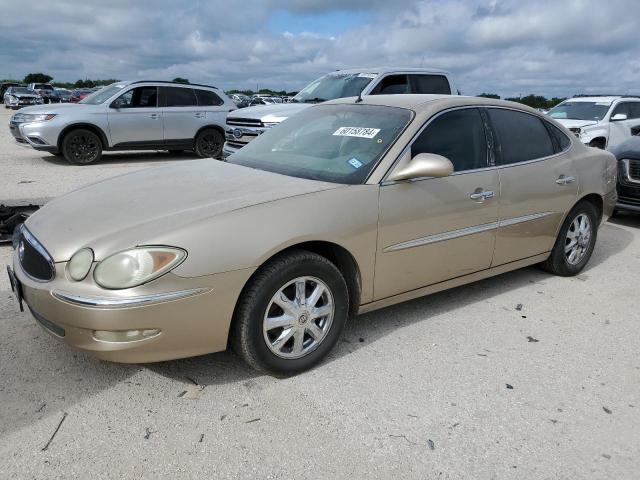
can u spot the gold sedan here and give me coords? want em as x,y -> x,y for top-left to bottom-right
8,95 -> 618,375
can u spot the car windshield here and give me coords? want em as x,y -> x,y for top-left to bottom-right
228,104 -> 412,184
79,83 -> 127,104
548,101 -> 611,121
12,87 -> 32,94
292,72 -> 377,103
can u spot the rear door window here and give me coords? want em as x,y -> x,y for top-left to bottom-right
370,75 -> 409,95
488,108 -> 555,165
163,87 -> 197,107
409,75 -> 451,94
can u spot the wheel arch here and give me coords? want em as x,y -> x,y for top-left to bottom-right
233,240 -> 363,327
577,193 -> 604,223
194,124 -> 225,143
588,136 -> 607,149
57,123 -> 109,150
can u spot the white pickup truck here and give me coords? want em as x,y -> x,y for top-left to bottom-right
223,67 -> 457,157
547,96 -> 640,150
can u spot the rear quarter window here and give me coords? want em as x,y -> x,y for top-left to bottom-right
195,89 -> 223,106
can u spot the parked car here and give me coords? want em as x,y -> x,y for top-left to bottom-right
3,86 -> 43,109
7,95 -> 616,374
9,80 -> 236,164
223,67 -> 457,157
249,96 -> 283,106
547,95 -> 640,150
27,83 -> 60,103
230,94 -> 251,108
610,133 -> 640,213
69,88 -> 94,103
55,88 -> 72,103
0,82 -> 22,99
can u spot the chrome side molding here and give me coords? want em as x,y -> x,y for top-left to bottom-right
384,212 -> 553,252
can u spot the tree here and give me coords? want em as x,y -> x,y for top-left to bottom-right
478,93 -> 500,99
172,77 -> 189,84
23,73 -> 53,84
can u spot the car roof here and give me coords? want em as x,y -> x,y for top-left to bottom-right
325,94 -> 540,115
565,96 -> 640,103
332,66 -> 450,76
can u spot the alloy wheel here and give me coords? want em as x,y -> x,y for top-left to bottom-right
68,133 -> 99,163
565,213 -> 592,265
198,133 -> 221,157
263,276 -> 334,359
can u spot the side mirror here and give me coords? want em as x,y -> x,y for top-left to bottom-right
388,153 -> 454,182
611,113 -> 628,121
110,98 -> 127,109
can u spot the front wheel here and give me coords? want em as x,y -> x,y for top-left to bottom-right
232,250 -> 349,376
541,201 -> 598,276
61,129 -> 103,165
194,128 -> 223,159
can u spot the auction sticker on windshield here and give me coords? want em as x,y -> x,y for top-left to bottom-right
333,127 -> 381,139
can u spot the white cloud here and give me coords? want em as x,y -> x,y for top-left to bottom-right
0,0 -> 638,97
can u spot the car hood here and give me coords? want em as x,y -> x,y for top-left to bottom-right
25,160 -> 340,261
229,103 -> 310,121
14,102 -> 99,115
553,119 -> 599,129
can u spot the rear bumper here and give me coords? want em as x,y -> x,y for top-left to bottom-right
12,252 -> 254,363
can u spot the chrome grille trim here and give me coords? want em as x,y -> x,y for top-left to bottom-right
19,227 -> 56,282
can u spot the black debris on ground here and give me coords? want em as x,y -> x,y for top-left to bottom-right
144,428 -> 154,440
506,384 -> 514,390
41,412 -> 68,451
427,439 -> 435,450
603,407 -> 612,414
526,336 -> 539,343
516,304 -> 523,311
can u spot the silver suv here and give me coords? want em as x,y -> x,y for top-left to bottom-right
224,67 -> 457,156
10,80 -> 236,164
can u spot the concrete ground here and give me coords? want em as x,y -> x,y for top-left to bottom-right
1,107 -> 639,479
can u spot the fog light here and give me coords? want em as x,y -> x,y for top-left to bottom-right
93,329 -> 160,343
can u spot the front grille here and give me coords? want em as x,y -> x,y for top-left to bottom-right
618,195 -> 640,207
18,228 -> 55,281
629,159 -> 640,181
227,117 -> 264,127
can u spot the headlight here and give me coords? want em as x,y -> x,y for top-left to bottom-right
68,247 -> 94,281
94,247 -> 186,289
19,113 -> 57,122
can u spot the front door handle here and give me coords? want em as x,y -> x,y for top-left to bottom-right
469,189 -> 495,202
556,175 -> 575,185
149,113 -> 160,119
194,112 -> 205,118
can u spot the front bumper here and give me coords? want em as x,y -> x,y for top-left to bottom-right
9,120 -> 60,153
11,252 -> 254,363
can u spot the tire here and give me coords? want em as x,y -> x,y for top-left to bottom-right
232,250 -> 349,376
61,129 -> 103,165
194,128 -> 223,159
589,139 -> 606,149
540,201 -> 599,276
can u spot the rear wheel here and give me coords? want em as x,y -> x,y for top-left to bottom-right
541,201 -> 598,276
61,129 -> 103,165
232,250 -> 349,376
194,128 -> 223,159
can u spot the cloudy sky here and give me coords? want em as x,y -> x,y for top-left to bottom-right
0,0 -> 638,97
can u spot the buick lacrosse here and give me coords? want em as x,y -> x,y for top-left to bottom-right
8,95 -> 617,375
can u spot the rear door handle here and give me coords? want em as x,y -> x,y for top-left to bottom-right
469,189 -> 495,201
194,112 -> 206,118
556,175 -> 575,185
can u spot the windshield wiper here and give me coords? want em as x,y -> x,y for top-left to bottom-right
302,97 -> 327,103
